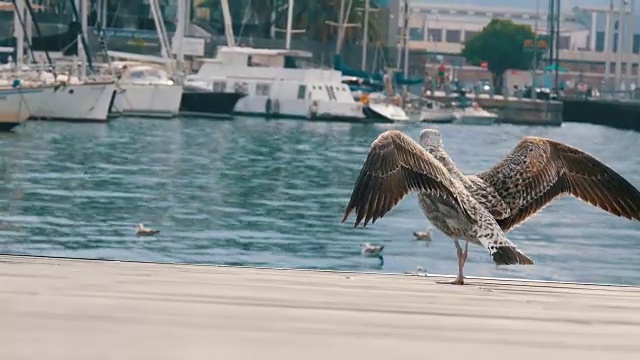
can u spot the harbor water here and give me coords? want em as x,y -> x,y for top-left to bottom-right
0,117 -> 639,285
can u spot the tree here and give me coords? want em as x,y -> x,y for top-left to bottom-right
462,19 -> 537,94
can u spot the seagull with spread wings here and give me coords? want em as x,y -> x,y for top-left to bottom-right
341,130 -> 534,285
418,128 -> 640,233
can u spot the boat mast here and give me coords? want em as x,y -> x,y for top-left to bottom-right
285,0 -> 294,49
23,0 -> 56,76
11,0 -> 30,65
175,0 -> 187,70
530,0 -> 540,100
360,0 -> 370,71
402,0 -> 409,83
626,0 -> 635,87
68,0 -> 94,78
149,0 -> 172,60
326,0 -> 359,55
220,0 -> 236,47
604,0 -> 614,89
614,0 -> 625,90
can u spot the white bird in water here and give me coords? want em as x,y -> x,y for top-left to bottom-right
135,223 -> 159,237
361,243 -> 384,266
413,228 -> 432,241
419,128 -> 640,233
342,130 -> 534,285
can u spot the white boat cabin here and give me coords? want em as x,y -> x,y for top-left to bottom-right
112,62 -> 175,86
186,46 -> 363,120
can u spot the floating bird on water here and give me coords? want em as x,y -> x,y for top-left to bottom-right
413,228 -> 432,241
419,128 -> 640,233
342,130 -> 534,285
361,243 -> 385,265
135,223 -> 160,237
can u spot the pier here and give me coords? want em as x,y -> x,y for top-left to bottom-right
425,93 -> 564,126
1,255 -> 639,359
562,98 -> 640,131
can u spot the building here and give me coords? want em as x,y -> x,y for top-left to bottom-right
401,1 -> 640,86
405,3 -> 589,57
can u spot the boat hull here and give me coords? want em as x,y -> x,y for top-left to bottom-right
364,103 -> 410,122
179,90 -> 244,118
419,109 -> 457,123
452,109 -> 499,125
234,97 -> 364,121
0,88 -> 38,131
25,83 -> 117,122
111,84 -> 183,118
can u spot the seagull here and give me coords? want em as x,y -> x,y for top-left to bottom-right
413,228 -> 432,241
342,130 -> 533,285
361,243 -> 385,265
135,223 -> 159,237
418,128 -> 640,233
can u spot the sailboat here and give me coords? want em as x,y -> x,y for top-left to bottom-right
11,0 -> 117,122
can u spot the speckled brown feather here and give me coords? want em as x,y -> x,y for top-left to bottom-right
342,130 -> 472,228
477,136 -> 640,232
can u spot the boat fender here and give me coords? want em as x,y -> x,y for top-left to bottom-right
265,98 -> 273,114
273,99 -> 280,114
309,100 -> 319,119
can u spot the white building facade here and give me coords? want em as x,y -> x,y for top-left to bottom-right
400,1 -> 640,87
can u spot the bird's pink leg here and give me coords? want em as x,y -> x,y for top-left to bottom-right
449,241 -> 468,285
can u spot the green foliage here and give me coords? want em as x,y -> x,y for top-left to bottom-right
462,19 -> 537,89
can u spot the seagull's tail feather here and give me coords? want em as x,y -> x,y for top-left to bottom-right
491,246 -> 534,266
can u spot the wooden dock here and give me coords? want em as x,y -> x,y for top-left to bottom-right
1,255 -> 640,360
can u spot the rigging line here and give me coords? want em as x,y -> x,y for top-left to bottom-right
9,0 -> 37,64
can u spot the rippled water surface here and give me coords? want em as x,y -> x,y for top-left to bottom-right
1,118 -> 639,285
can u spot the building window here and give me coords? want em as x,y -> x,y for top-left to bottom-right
256,83 -> 271,96
634,34 -> 640,54
445,30 -> 461,43
297,85 -> 306,99
409,27 -> 424,41
559,36 -> 570,50
427,28 -> 442,42
464,31 -> 479,41
596,31 -> 605,52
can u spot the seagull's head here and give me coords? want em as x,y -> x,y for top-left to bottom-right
419,128 -> 442,148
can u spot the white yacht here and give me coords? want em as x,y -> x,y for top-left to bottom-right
185,46 -> 365,121
418,99 -> 457,123
450,101 -> 499,125
110,62 -> 183,118
361,92 -> 410,122
33,85 -> 116,123
21,72 -> 116,123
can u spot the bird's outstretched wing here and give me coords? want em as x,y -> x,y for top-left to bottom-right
476,136 -> 640,232
342,130 -> 470,228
